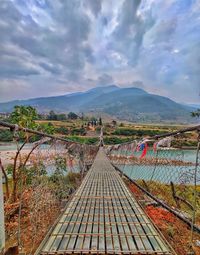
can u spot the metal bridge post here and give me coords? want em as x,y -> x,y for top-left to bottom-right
99,127 -> 104,147
0,168 -> 5,253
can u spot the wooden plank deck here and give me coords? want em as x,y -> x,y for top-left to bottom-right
36,148 -> 172,255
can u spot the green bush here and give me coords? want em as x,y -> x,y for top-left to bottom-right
0,129 -> 13,142
103,136 -> 133,145
56,126 -> 69,135
112,128 -> 168,137
71,128 -> 86,136
67,136 -> 98,144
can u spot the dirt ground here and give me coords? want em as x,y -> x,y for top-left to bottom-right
128,182 -> 200,255
4,188 -> 61,254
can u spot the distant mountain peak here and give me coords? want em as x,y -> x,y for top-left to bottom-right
0,84 -> 195,123
87,84 -> 119,93
121,87 -> 147,93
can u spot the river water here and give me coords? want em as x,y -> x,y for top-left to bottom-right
115,149 -> 199,185
0,142 -> 49,151
0,143 -> 199,183
0,142 -> 80,176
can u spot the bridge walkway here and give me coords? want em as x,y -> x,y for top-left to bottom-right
36,147 -> 172,255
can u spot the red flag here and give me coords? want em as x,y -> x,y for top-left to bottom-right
140,143 -> 148,159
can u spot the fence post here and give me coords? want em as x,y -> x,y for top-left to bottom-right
0,169 -> 5,253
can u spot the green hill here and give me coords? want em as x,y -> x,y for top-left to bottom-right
0,85 -> 194,123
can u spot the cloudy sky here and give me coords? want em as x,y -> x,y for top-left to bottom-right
0,0 -> 199,103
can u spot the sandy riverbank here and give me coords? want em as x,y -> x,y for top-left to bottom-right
0,148 -> 67,167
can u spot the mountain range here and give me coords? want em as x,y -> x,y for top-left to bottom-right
0,85 -> 196,123
188,104 -> 200,109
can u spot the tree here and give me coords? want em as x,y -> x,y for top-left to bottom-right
48,110 -> 57,120
8,106 -> 54,202
57,114 -> 67,121
99,117 -> 102,126
191,109 -> 200,118
112,120 -> 117,126
10,105 -> 38,129
39,122 -> 55,134
68,112 -> 78,120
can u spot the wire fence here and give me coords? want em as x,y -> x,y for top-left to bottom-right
0,122 -> 98,254
107,126 -> 200,254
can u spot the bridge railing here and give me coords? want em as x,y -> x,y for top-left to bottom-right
0,121 -> 98,254
108,125 -> 200,254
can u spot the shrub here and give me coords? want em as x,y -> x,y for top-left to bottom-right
0,129 -> 13,142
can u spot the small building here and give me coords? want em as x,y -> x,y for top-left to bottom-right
0,112 -> 10,119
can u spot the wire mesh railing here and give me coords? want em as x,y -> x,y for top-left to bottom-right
0,121 -> 98,254
1,120 -> 200,254
108,125 -> 200,255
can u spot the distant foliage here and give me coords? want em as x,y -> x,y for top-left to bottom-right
68,136 -> 98,144
191,109 -> 200,118
103,136 -> 133,144
112,128 -> 167,137
68,112 -> 78,120
99,117 -> 102,126
47,110 -> 67,121
112,120 -> 117,126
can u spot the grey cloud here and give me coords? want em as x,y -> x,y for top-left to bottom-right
112,0 -> 155,66
67,71 -> 81,82
145,18 -> 177,45
39,62 -> 61,75
0,0 -> 92,80
0,52 -> 40,77
97,74 -> 113,86
132,81 -> 144,88
0,65 -> 40,77
0,0 -> 199,104
0,2 -> 21,43
85,0 -> 102,17
83,44 -> 95,63
114,0 -> 141,36
0,1 -> 21,25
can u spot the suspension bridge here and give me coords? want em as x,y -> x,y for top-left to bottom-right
35,147 -> 171,254
0,121 -> 200,254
